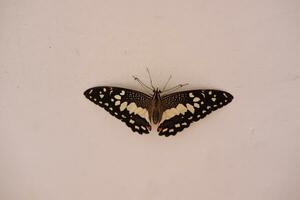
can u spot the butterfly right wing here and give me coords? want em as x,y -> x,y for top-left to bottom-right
84,86 -> 152,134
158,89 -> 233,136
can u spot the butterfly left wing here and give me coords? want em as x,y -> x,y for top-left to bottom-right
158,89 -> 233,136
84,86 -> 152,134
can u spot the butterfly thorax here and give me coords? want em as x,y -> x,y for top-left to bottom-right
149,89 -> 163,125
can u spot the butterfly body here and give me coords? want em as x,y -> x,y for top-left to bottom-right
84,85 -> 233,137
148,88 -> 163,125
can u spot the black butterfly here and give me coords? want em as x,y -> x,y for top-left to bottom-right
84,70 -> 233,137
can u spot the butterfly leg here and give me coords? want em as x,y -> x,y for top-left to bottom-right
161,83 -> 189,94
162,75 -> 172,92
132,75 -> 153,93
146,67 -> 156,90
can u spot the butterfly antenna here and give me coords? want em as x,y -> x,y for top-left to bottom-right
161,83 -> 189,94
162,75 -> 172,92
146,67 -> 155,90
132,75 -> 153,92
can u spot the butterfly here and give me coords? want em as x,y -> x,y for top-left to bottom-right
84,69 -> 233,137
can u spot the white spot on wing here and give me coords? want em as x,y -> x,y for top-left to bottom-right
194,103 -> 200,108
100,94 -> 104,98
134,107 -> 144,115
189,93 -> 194,98
88,90 -> 93,94
186,103 -> 195,114
127,102 -> 137,114
176,104 -> 187,114
161,108 -> 179,123
211,97 -> 216,102
114,95 -> 121,100
160,112 -> 169,123
115,101 -> 120,106
144,112 -> 150,123
170,108 -> 180,115
120,102 -> 128,111
193,97 -> 200,102
129,119 -> 135,124
120,90 -> 125,95
138,109 -> 149,122
175,124 -> 180,128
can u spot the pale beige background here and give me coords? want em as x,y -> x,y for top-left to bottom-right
1,0 -> 299,199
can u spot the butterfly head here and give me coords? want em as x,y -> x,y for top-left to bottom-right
153,88 -> 161,94
152,88 -> 162,99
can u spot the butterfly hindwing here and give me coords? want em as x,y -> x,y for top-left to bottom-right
84,86 -> 152,134
158,90 -> 233,136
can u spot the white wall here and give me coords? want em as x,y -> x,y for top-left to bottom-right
1,0 -> 299,199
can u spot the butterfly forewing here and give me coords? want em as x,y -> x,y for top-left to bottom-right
84,86 -> 152,134
158,90 -> 233,136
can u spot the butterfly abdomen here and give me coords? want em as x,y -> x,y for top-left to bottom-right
151,109 -> 162,124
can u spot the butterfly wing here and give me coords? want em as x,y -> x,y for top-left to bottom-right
84,86 -> 152,134
158,90 -> 233,136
